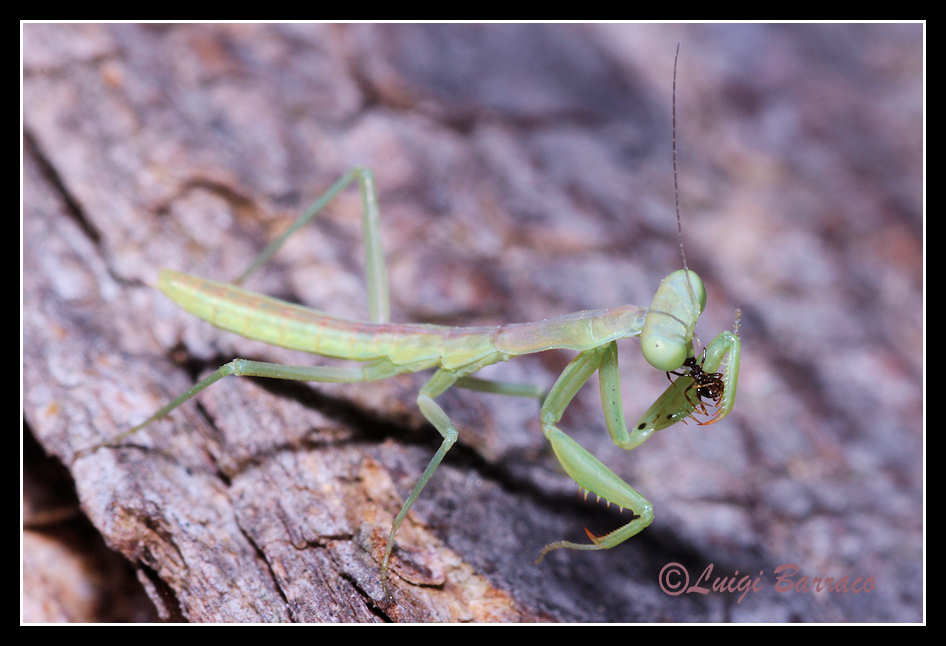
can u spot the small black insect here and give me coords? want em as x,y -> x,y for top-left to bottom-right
666,349 -> 726,425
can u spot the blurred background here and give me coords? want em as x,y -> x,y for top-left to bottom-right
23,23 -> 923,622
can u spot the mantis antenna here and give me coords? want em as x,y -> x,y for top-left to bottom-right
672,42 -> 702,354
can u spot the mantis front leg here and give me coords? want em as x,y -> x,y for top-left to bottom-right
634,327 -> 741,433
537,343 -> 654,562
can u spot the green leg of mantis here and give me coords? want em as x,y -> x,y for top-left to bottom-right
381,368 -> 459,578
235,166 -> 390,324
79,358 -> 427,454
231,167 -> 549,405
85,353 -> 541,576
82,169 -> 394,454
454,376 -> 546,399
85,169 -> 546,577
229,171 -> 546,574
536,342 -> 654,563
378,352 -> 540,579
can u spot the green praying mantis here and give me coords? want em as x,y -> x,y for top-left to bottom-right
88,47 -> 741,581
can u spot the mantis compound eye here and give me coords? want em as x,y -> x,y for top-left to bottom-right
640,269 -> 706,371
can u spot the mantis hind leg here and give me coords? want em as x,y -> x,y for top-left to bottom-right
235,167 -> 391,324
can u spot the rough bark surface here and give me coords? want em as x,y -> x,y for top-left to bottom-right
24,24 -> 923,622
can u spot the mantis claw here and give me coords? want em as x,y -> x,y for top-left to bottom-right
584,527 -> 604,544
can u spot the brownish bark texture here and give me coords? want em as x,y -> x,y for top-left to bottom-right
24,24 -> 922,622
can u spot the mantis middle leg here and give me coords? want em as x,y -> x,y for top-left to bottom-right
380,352 -> 524,578
381,368 -> 458,578
454,375 -> 546,399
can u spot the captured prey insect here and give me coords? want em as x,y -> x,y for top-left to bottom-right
87,47 -> 741,580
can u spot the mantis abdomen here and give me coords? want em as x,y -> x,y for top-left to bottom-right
160,269 -> 649,370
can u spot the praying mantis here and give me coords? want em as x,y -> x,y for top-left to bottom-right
88,47 -> 741,581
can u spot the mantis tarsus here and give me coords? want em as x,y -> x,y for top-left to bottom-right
88,47 -> 741,581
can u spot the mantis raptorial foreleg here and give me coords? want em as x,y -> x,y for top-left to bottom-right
634,327 -> 741,433
536,344 -> 654,562
536,309 -> 740,559
599,340 -> 654,451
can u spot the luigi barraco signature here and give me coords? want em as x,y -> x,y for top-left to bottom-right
658,562 -> 876,604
